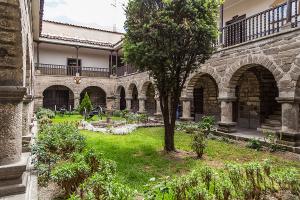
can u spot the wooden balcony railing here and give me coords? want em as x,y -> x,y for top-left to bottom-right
219,0 -> 299,47
35,63 -> 110,77
115,65 -> 138,77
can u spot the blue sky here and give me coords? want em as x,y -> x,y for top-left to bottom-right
43,0 -> 128,32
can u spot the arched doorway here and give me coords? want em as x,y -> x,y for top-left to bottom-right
117,86 -> 126,110
144,83 -> 156,115
230,65 -> 280,130
43,85 -> 74,110
128,83 -> 139,113
80,86 -> 106,108
193,74 -> 219,121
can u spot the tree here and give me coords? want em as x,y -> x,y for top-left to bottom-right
79,92 -> 92,116
124,0 -> 220,151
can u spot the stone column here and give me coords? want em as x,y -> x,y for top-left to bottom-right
33,95 -> 43,112
74,97 -> 80,109
0,86 -> 26,165
154,97 -> 162,116
22,94 -> 33,136
125,97 -> 132,111
106,96 -> 116,112
180,97 -> 193,121
115,95 -> 121,110
138,97 -> 146,113
277,97 -> 300,147
217,97 -> 237,133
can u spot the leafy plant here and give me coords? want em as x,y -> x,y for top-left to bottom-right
51,160 -> 91,195
32,122 -> 86,186
36,107 -> 55,119
79,92 -> 93,116
264,131 -> 283,152
191,129 -> 207,159
247,138 -> 263,151
144,161 -> 300,200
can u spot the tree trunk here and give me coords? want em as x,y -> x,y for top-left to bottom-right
161,94 -> 176,152
164,122 -> 175,151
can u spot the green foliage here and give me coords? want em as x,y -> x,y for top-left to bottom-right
79,92 -> 93,115
38,116 -> 52,131
144,161 -> 300,200
263,131 -> 284,152
32,122 -> 86,186
191,129 -> 207,159
247,138 -> 263,151
36,107 -> 55,119
51,160 -> 91,195
124,112 -> 149,124
124,0 -> 220,151
197,116 -> 215,136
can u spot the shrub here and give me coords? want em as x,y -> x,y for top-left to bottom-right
78,92 -> 92,115
36,107 -> 55,119
32,122 -> 86,186
191,129 -> 207,159
51,160 -> 91,195
197,116 -> 215,136
247,138 -> 263,151
264,131 -> 283,152
144,161 -> 300,200
38,116 -> 52,130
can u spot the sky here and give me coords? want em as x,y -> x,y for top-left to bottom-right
43,0 -> 128,32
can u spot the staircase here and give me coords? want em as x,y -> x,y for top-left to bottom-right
260,108 -> 282,132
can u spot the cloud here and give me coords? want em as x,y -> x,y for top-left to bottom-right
45,0 -> 66,8
43,0 -> 128,32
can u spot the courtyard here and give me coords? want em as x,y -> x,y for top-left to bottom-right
1,0 -> 300,199
35,113 -> 300,199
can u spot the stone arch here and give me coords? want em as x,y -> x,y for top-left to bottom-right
42,85 -> 75,110
185,73 -> 220,121
226,64 -> 281,130
183,65 -> 220,97
140,81 -> 156,115
222,55 -> 283,95
80,86 -> 107,108
115,85 -> 126,110
127,83 -> 139,112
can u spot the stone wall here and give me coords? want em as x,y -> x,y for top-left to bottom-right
34,75 -> 116,110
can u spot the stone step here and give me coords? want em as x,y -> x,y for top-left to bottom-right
260,125 -> 281,131
0,153 -> 30,197
267,115 -> 281,120
273,110 -> 281,115
22,135 -> 31,142
0,173 -> 28,197
264,119 -> 281,126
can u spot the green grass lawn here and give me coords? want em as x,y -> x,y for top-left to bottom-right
52,114 -> 124,123
53,115 -> 300,192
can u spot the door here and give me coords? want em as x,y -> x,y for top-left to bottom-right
67,58 -> 81,76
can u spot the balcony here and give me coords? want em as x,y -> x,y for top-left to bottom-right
219,0 -> 299,47
35,63 -> 110,77
115,65 -> 138,77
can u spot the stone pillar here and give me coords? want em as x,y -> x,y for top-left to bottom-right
106,96 -> 116,112
22,95 -> 33,136
138,97 -> 146,113
74,97 -> 80,109
277,97 -> 300,147
125,97 -> 132,111
218,97 -> 237,133
154,97 -> 162,116
33,95 -> 43,112
180,97 -> 193,121
115,95 -> 121,110
0,86 -> 26,165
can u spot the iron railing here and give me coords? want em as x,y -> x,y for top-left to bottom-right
35,63 -> 110,77
116,65 -> 138,77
